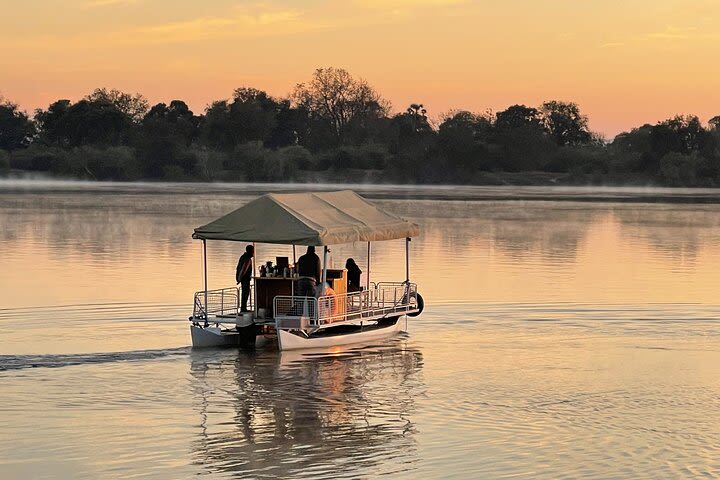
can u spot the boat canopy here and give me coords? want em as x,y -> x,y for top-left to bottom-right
192,190 -> 420,245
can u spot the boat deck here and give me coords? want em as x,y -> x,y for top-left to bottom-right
191,282 -> 419,332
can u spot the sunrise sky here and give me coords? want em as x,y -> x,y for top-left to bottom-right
2,0 -> 719,137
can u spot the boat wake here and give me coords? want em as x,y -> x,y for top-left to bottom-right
0,346 -> 190,372
0,301 -> 187,324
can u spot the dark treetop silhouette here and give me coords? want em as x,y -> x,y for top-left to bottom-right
1,69 -> 720,187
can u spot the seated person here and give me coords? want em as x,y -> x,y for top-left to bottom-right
319,282 -> 337,321
345,258 -> 362,292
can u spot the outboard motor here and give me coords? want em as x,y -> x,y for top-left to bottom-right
236,314 -> 256,349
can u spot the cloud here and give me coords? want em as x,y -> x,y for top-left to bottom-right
124,9 -> 312,43
84,0 -> 139,7
645,25 -> 699,41
355,0 -> 467,9
598,24 -> 719,50
0,5 -> 319,51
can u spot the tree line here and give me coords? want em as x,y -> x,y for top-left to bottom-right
1,67 -> 719,186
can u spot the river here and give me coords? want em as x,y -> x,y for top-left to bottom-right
1,182 -> 719,478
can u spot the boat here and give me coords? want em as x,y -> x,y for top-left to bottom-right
188,190 -> 424,351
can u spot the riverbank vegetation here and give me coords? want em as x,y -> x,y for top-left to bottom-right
2,67 -> 720,186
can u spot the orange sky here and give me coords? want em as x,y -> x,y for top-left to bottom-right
1,0 -> 719,137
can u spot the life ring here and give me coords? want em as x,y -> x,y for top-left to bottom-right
408,292 -> 424,317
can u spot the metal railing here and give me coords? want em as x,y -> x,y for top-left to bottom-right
192,286 -> 243,320
273,296 -> 318,329
274,282 -> 418,329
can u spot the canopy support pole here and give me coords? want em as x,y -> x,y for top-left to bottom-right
405,237 -> 410,283
252,242 -> 256,314
321,246 -> 329,296
291,245 -> 296,297
367,242 -> 371,291
202,239 -> 208,327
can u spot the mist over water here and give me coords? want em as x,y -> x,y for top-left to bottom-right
2,183 -> 720,478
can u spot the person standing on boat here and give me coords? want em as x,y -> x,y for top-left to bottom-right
296,245 -> 321,296
236,245 -> 254,312
345,258 -> 362,292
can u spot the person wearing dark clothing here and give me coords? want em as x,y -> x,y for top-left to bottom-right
297,246 -> 321,283
236,245 -> 254,311
345,258 -> 362,292
296,246 -> 322,296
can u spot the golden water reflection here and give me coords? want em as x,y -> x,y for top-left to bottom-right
2,193 -> 720,310
2,188 -> 720,478
189,341 -> 423,478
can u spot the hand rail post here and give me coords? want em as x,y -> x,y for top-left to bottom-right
405,237 -> 410,283
366,242 -> 371,291
203,239 -> 208,327
321,245 -> 329,295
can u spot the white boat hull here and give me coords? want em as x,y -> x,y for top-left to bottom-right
190,325 -> 240,348
191,318 -> 407,351
277,317 -> 407,351
190,324 -> 272,349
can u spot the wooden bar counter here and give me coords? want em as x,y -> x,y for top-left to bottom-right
253,276 -> 294,318
253,269 -> 347,319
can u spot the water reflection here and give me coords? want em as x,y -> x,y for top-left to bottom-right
384,200 -> 601,263
613,205 -> 720,266
3,185 -> 720,478
189,340 -> 424,479
4,189 -> 720,311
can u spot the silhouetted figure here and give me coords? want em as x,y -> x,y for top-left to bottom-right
236,245 -> 254,312
346,258 -> 362,292
296,246 -> 321,297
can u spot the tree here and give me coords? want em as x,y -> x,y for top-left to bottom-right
403,104 -> 431,135
293,67 -> 390,145
85,88 -> 149,123
200,100 -> 232,150
610,124 -> 655,172
200,88 -> 284,150
707,115 -> 720,131
266,100 -> 304,148
35,100 -> 72,146
400,103 -> 434,133
0,98 -> 36,150
495,105 -> 543,131
437,111 -> 490,175
142,100 -> 199,146
136,100 -> 201,178
651,115 -> 708,156
386,103 -> 434,154
659,151 -> 703,186
35,98 -> 133,147
612,124 -> 654,155
540,101 -> 591,146
228,88 -> 278,145
494,105 -> 553,171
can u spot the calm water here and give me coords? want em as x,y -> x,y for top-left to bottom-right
2,182 -> 720,479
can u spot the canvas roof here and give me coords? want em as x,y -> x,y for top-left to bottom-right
192,190 -> 420,245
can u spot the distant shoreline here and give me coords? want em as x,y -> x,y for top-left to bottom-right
2,178 -> 720,204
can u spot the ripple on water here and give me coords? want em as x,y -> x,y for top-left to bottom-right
3,189 -> 720,478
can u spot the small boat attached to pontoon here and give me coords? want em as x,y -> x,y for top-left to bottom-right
189,190 -> 424,351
